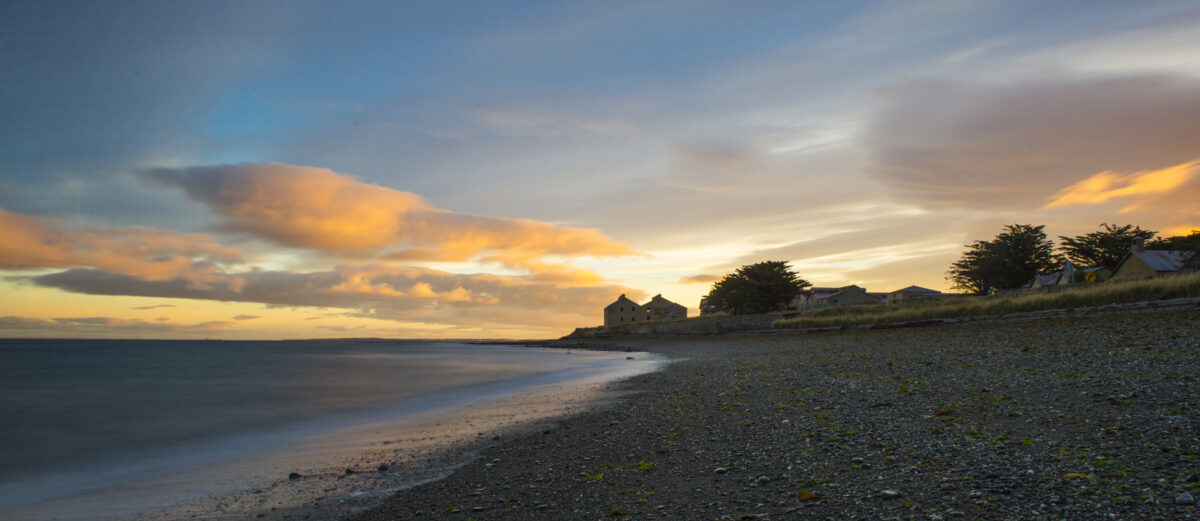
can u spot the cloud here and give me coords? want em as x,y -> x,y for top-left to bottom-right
0,315 -> 236,337
0,316 -> 47,326
232,314 -> 261,320
140,163 -> 638,269
1045,161 -> 1198,211
0,207 -> 241,285
27,264 -> 643,331
867,76 -> 1200,209
132,304 -> 176,310
679,274 -> 721,284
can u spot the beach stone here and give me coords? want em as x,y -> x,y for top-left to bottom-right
715,467 -> 728,474
1176,493 -> 1195,505
377,464 -> 388,472
879,489 -> 902,499
287,472 -> 302,480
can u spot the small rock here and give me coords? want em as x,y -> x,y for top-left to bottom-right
287,472 -> 302,480
344,468 -> 356,475
796,490 -> 819,502
377,464 -> 389,472
1177,493 -> 1195,505
757,475 -> 770,484
880,489 -> 902,499
535,504 -> 550,510
851,457 -> 864,464
715,467 -> 728,474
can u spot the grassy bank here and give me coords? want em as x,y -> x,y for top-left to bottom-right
775,271 -> 1200,329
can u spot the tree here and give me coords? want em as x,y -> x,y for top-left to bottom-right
1059,223 -> 1157,270
1146,229 -> 1200,251
704,261 -> 810,314
947,224 -> 1057,295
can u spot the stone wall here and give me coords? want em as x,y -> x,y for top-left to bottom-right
567,312 -> 782,338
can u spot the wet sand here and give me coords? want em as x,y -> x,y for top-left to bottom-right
349,306 -> 1200,520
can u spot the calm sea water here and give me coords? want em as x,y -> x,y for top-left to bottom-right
0,339 -> 665,520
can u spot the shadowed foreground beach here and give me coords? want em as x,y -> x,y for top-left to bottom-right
350,306 -> 1199,521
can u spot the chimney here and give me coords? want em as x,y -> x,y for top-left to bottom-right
1133,237 -> 1145,253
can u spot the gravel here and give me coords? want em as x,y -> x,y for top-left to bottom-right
347,306 -> 1200,520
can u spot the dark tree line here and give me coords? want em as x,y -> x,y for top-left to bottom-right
947,223 -> 1200,295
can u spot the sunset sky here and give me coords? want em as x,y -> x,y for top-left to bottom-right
2,1 -> 1199,339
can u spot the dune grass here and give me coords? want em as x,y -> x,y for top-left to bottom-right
774,271 -> 1200,330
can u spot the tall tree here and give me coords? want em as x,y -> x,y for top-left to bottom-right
704,261 -> 810,315
947,224 -> 1057,295
1059,223 -> 1157,270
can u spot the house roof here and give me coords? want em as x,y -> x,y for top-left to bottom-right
804,287 -> 843,295
814,285 -> 864,301
604,294 -> 639,310
645,294 -> 685,309
1034,273 -> 1061,286
889,285 -> 940,295
1131,250 -> 1191,272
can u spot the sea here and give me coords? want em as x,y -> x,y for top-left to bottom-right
0,339 -> 667,521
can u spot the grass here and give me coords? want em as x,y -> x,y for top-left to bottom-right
774,272 -> 1200,330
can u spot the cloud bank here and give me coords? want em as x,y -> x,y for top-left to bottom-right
0,208 -> 240,287
140,163 -> 637,270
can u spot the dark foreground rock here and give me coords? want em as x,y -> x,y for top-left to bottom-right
348,307 -> 1200,521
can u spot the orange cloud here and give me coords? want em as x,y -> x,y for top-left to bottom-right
679,273 -> 721,284
0,208 -> 241,285
28,264 -> 642,332
141,163 -> 638,269
1045,161 -> 1197,209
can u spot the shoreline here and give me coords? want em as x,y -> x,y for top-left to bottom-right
0,345 -> 668,521
349,305 -> 1200,520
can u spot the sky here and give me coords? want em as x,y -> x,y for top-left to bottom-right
2,1 -> 1199,339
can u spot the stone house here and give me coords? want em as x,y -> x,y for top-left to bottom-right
644,294 -> 687,321
604,294 -> 688,327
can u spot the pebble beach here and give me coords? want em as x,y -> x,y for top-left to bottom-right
349,306 -> 1200,520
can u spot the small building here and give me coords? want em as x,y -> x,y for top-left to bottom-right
795,285 -> 876,309
604,294 -> 688,327
1111,237 -> 1193,280
644,294 -> 687,321
886,285 -> 943,304
792,287 -> 844,309
1031,272 -> 1062,288
604,294 -> 644,326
